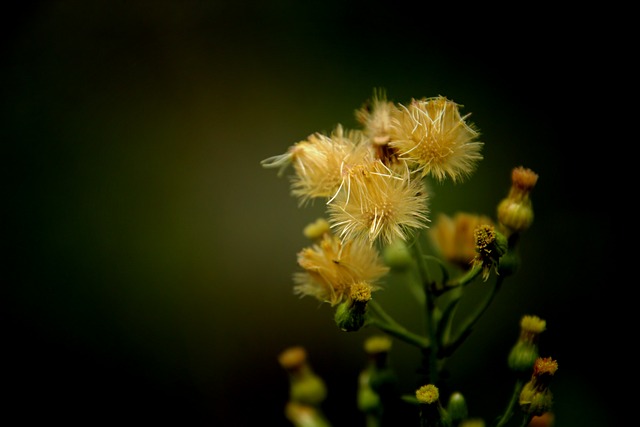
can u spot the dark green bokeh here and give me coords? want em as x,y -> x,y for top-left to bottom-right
5,2 -> 615,426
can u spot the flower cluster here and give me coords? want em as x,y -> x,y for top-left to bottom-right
262,91 -> 483,247
264,90 -> 553,427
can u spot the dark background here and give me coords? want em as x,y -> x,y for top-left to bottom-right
5,2 -> 620,426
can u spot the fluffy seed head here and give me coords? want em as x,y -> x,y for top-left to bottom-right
327,162 -> 430,246
389,96 -> 483,182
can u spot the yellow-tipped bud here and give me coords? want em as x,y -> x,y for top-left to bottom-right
416,384 -> 440,404
416,384 -> 449,427
279,346 -> 328,407
303,218 -> 331,240
519,357 -> 558,417
508,315 -> 547,372
334,282 -> 372,332
497,166 -> 538,235
519,383 -> 553,417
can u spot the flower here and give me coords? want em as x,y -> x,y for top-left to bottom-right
294,232 -> 389,306
389,96 -> 483,182
429,212 -> 496,269
327,162 -> 430,245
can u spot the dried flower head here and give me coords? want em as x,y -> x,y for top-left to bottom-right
327,163 -> 429,245
471,224 -> 507,280
262,125 -> 373,205
294,233 -> 389,306
389,96 -> 483,182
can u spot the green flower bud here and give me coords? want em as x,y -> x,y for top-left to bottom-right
382,239 -> 413,270
508,342 -> 539,372
519,382 -> 553,417
416,385 -> 450,427
290,374 -> 328,406
497,198 -> 534,234
497,251 -> 519,277
357,370 -> 381,413
497,166 -> 539,236
446,391 -> 468,423
334,282 -> 371,332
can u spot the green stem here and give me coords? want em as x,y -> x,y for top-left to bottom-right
494,378 -> 524,427
411,237 -> 439,384
368,301 -> 429,349
444,275 -> 504,356
446,265 -> 482,288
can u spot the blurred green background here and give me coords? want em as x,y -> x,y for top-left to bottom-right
5,1 -> 616,426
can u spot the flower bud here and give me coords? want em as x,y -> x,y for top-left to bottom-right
508,341 -> 539,372
303,218 -> 331,240
519,383 -> 553,417
497,251 -> 519,277
497,166 -> 538,235
416,384 -> 450,427
497,198 -> 534,233
357,370 -> 381,413
519,357 -> 558,417
334,282 -> 372,332
278,346 -> 328,406
382,239 -> 413,270
508,315 -> 546,372
446,391 -> 468,423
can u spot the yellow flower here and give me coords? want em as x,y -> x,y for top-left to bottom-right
429,212 -> 495,269
294,233 -> 389,306
389,96 -> 483,182
327,162 -> 429,245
